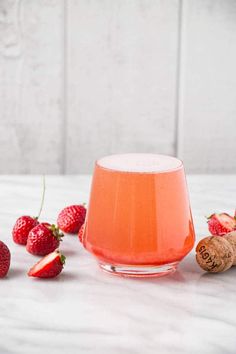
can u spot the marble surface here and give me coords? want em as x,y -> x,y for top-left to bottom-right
0,175 -> 236,354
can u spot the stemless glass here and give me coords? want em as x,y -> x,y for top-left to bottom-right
83,153 -> 195,277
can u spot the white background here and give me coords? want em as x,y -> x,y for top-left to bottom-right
1,0 -> 236,174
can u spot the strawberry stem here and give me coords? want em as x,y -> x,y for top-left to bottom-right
206,213 -> 214,220
50,224 -> 64,240
37,175 -> 46,220
60,254 -> 66,265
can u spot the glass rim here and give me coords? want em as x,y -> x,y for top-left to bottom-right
95,153 -> 184,174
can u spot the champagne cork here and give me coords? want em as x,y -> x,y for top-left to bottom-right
196,235 -> 234,273
223,231 -> 236,265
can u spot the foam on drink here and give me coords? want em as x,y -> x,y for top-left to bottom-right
97,153 -> 182,173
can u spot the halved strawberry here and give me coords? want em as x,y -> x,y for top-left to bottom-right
28,250 -> 66,278
207,213 -> 236,236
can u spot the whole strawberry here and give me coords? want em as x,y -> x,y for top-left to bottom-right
78,223 -> 85,243
12,216 -> 39,245
57,205 -> 86,234
0,241 -> 11,278
207,213 -> 236,236
26,223 -> 63,256
28,250 -> 65,278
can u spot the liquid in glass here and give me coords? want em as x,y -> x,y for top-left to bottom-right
83,154 -> 195,277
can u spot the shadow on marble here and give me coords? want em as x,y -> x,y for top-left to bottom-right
0,346 -> 11,354
178,253 -> 206,273
7,267 -> 24,279
199,265 -> 236,282
142,271 -> 186,284
59,271 -> 79,281
61,248 -> 78,257
27,271 -> 80,282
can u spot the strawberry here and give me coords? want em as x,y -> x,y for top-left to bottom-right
78,223 -> 85,243
26,223 -> 63,256
57,205 -> 86,234
0,241 -> 11,278
12,216 -> 39,245
28,250 -> 65,278
207,213 -> 236,236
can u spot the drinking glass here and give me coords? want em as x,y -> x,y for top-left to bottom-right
83,153 -> 195,277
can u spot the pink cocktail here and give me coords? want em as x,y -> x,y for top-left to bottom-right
83,154 -> 195,277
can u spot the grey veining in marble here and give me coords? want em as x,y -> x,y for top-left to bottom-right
0,175 -> 235,354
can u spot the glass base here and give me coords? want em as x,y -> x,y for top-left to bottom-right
99,261 -> 178,278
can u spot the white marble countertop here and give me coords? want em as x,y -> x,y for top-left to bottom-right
0,175 -> 236,354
